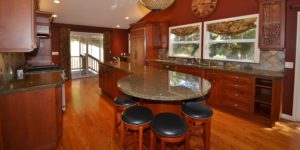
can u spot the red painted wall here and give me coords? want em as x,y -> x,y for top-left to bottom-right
111,29 -> 129,57
51,23 -> 129,65
139,0 -> 298,115
282,0 -> 300,115
140,0 -> 258,26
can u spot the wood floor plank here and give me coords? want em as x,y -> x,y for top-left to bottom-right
57,77 -> 300,150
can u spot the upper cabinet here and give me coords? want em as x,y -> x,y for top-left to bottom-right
36,11 -> 53,37
130,21 -> 169,62
0,0 -> 36,52
258,0 -> 286,50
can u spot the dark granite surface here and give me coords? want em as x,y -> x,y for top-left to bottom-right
148,59 -> 284,79
0,71 -> 64,95
101,61 -> 211,101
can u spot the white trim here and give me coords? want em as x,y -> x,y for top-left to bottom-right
292,12 -> 300,122
203,14 -> 260,63
280,113 -> 293,121
168,22 -> 202,58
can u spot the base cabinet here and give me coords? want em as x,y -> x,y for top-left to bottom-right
99,64 -> 128,98
0,87 -> 63,150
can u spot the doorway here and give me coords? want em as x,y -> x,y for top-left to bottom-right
293,12 -> 300,121
70,32 -> 104,79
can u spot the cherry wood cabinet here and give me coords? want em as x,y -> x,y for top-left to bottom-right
0,86 -> 63,150
0,0 -> 37,52
36,11 -> 53,36
176,65 -> 205,77
130,21 -> 169,64
99,64 -> 128,98
205,70 -> 222,105
258,0 -> 286,50
220,73 -> 255,113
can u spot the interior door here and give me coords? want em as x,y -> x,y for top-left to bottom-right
130,29 -> 145,66
293,11 -> 300,121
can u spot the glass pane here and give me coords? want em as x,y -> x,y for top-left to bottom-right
171,43 -> 200,58
209,29 -> 256,41
208,42 -> 255,61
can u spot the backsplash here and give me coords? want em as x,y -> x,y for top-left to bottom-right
158,49 -> 285,72
0,53 -> 25,85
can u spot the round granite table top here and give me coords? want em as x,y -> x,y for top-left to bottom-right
117,67 -> 211,101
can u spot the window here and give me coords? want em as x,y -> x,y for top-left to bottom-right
169,23 -> 202,58
203,14 -> 260,63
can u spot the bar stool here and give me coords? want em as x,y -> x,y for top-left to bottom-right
114,94 -> 139,137
120,106 -> 153,150
150,113 -> 188,150
182,101 -> 213,150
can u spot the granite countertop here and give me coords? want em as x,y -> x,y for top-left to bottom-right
147,59 -> 285,79
0,71 -> 65,95
101,61 -> 211,101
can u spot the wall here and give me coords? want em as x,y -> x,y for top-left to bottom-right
51,23 -> 129,65
0,53 -> 25,84
139,0 -> 296,115
283,0 -> 300,115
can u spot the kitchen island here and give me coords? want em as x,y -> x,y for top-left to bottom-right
0,71 -> 64,150
99,60 -> 284,126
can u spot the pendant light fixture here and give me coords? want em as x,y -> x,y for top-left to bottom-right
139,0 -> 175,11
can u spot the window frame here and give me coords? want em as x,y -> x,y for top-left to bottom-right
168,22 -> 202,58
203,14 -> 260,63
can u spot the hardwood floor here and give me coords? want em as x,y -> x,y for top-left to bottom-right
57,77 -> 300,150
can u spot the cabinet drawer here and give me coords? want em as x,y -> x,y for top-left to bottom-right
222,89 -> 253,103
223,73 -> 253,84
222,99 -> 252,113
222,82 -> 253,93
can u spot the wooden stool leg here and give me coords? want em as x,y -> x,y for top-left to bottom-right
150,130 -> 155,150
120,122 -> 125,150
203,119 -> 211,150
138,127 -> 143,150
161,141 -> 166,150
185,134 -> 189,150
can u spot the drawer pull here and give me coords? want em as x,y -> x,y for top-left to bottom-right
235,84 -> 239,87
234,94 -> 239,97
235,76 -> 239,79
234,104 -> 238,107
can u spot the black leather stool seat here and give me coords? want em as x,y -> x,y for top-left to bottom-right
122,106 -> 153,125
182,101 -> 213,119
114,94 -> 138,107
151,113 -> 187,138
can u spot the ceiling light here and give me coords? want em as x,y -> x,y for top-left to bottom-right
116,25 -> 120,28
52,14 -> 58,18
125,17 -> 130,20
139,0 -> 175,11
53,0 -> 60,4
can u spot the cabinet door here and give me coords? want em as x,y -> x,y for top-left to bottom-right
176,66 -> 205,77
0,0 -> 36,52
259,0 -> 286,50
205,70 -> 221,105
130,29 -> 145,65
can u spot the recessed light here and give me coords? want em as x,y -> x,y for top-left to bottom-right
54,0 -> 60,4
116,25 -> 120,28
125,17 -> 130,20
52,14 -> 58,18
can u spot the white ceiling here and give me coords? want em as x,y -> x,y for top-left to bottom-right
40,0 -> 150,29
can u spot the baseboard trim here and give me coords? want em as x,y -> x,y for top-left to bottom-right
280,113 -> 293,121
